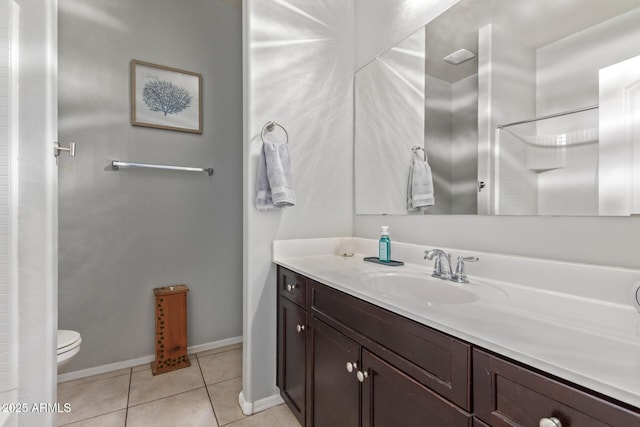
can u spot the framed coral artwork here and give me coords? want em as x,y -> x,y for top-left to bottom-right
131,60 -> 202,134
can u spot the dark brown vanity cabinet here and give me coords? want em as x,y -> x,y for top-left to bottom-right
473,349 -> 640,427
277,266 -> 640,427
277,266 -> 472,427
307,316 -> 359,427
360,349 -> 472,427
306,317 -> 471,427
277,268 -> 308,424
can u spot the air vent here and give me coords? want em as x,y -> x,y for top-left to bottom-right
444,49 -> 476,65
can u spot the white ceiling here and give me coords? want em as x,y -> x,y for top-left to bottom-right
422,0 -> 640,82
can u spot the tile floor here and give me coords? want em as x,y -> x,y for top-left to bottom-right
57,344 -> 299,427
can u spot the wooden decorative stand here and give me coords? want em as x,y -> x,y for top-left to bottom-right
151,284 -> 191,375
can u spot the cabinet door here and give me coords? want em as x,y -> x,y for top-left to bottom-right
308,316 -> 360,427
309,280 -> 471,409
277,297 -> 307,424
361,349 -> 472,427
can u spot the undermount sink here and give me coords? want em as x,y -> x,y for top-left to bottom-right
364,272 -> 479,305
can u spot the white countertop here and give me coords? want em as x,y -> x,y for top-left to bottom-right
273,238 -> 640,409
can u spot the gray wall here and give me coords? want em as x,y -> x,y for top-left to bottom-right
451,74 -> 478,215
424,74 -> 453,214
58,0 -> 243,371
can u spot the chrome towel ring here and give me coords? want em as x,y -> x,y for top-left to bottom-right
261,121 -> 289,144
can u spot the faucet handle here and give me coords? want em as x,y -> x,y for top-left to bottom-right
452,256 -> 479,283
425,249 -> 452,279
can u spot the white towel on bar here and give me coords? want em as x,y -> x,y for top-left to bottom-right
256,142 -> 296,210
407,150 -> 435,211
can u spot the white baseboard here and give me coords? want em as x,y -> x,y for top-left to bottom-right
238,391 -> 284,416
238,391 -> 253,415
185,336 -> 243,355
253,393 -> 284,414
57,335 -> 243,383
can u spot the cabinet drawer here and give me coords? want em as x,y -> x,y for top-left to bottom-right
308,280 -> 471,410
473,349 -> 640,427
278,267 -> 306,308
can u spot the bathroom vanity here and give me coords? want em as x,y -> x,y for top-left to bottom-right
274,239 -> 640,427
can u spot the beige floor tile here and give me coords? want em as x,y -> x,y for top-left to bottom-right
57,374 -> 130,425
132,363 -> 151,373
196,343 -> 242,359
128,359 -> 205,406
127,388 -> 218,427
207,377 -> 245,425
58,409 -> 126,427
58,369 -> 130,388
199,348 -> 242,385
226,404 -> 299,427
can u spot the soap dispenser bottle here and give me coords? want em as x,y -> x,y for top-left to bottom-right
379,226 -> 391,262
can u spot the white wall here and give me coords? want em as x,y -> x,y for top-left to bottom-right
355,28 -> 425,215
353,1 -> 640,270
355,0 -> 460,70
480,24 -> 537,215
243,0 -> 354,407
17,0 -> 58,424
536,8 -> 640,119
0,1 -> 15,425
535,8 -> 640,215
58,0 -> 243,371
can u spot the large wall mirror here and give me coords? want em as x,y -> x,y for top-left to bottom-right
355,0 -> 640,216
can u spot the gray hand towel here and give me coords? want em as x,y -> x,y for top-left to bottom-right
256,142 -> 296,210
407,151 -> 435,211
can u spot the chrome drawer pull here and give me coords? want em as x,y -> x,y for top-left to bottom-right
286,283 -> 298,292
356,370 -> 369,382
346,361 -> 358,373
296,324 -> 305,333
539,417 -> 562,427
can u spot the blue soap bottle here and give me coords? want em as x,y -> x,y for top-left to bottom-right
379,226 -> 391,262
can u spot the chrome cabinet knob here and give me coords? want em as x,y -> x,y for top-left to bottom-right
346,362 -> 358,373
286,283 -> 298,292
539,417 -> 562,427
296,324 -> 305,333
356,370 -> 369,382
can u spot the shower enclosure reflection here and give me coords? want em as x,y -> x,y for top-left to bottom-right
354,0 -> 640,216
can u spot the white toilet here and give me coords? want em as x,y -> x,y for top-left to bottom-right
57,330 -> 82,369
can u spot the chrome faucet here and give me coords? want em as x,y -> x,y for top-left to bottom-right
425,249 -> 479,283
424,249 -> 453,280
452,256 -> 479,283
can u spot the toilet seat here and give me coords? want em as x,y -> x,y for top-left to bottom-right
57,330 -> 82,355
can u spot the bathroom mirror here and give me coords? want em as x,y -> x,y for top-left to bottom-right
354,0 -> 640,216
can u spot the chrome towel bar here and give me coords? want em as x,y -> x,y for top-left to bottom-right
111,161 -> 214,176
497,104 -> 599,129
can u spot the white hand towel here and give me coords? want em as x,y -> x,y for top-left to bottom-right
256,142 -> 296,210
407,151 -> 435,211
